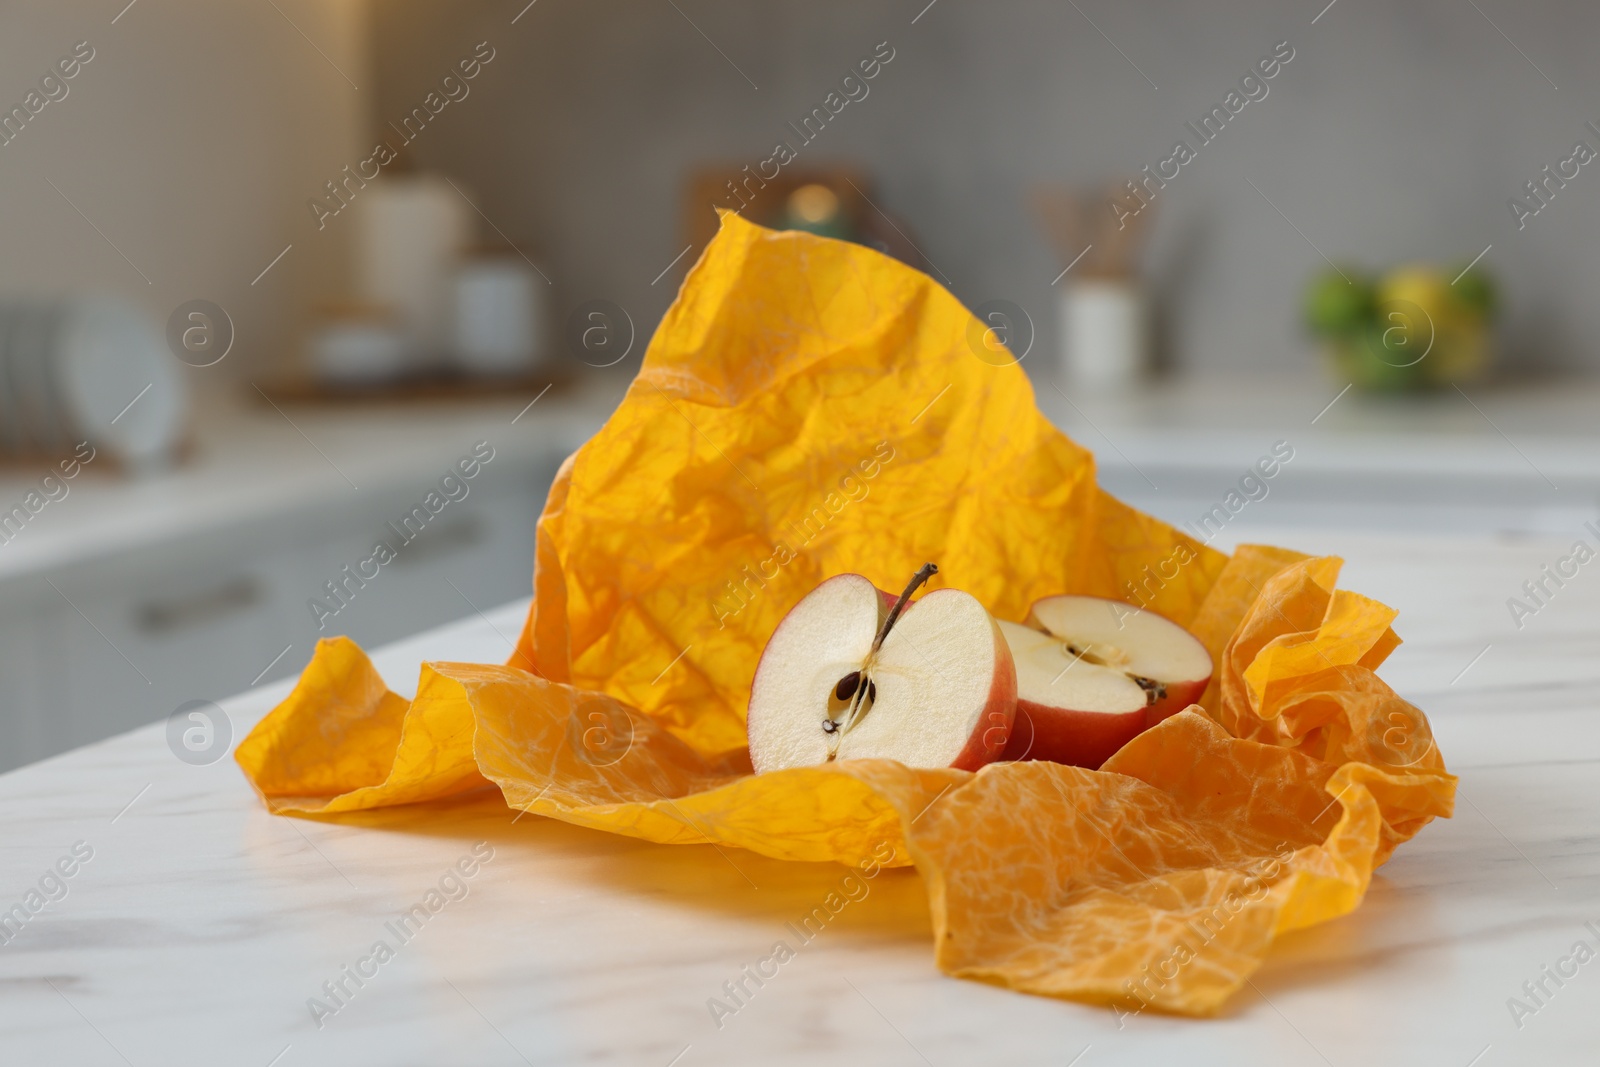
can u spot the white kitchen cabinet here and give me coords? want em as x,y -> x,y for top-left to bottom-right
0,477 -> 556,771
281,461 -> 550,664
0,387 -> 617,773
0,607 -> 60,768
40,533 -> 300,754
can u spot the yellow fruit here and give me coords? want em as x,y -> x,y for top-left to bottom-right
1375,266 -> 1489,385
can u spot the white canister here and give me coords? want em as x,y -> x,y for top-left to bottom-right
353,175 -> 470,372
1059,280 -> 1148,391
452,254 -> 544,377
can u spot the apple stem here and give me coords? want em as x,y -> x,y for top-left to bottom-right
825,564 -> 939,751
871,562 -> 938,654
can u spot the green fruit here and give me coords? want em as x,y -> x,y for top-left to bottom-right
1304,269 -> 1372,337
1450,266 -> 1497,319
1332,325 -> 1427,392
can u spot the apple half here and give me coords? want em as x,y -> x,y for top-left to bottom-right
996,619 -> 1150,769
748,568 -> 1016,774
1026,595 -> 1213,729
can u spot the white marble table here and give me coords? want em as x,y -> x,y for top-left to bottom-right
1,526 -> 1596,1066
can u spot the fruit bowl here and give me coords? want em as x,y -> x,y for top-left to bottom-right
1305,263 -> 1496,391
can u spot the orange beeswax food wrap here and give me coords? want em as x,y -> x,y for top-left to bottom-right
237,213 -> 1454,1015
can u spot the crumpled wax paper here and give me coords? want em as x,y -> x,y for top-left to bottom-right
237,212 -> 1454,1015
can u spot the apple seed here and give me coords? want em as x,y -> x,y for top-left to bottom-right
1131,675 -> 1168,705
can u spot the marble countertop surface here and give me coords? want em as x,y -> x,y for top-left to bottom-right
2,524 -> 1597,1066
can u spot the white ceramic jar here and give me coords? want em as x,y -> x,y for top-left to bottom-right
452,253 -> 543,377
1059,280 -> 1147,392
353,175 -> 470,372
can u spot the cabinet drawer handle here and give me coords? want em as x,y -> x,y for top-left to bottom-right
137,577 -> 261,634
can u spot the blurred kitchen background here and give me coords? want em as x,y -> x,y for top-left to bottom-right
3,0 -> 1599,771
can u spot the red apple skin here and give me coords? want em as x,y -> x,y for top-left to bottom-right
1024,596 -> 1213,736
1001,699 -> 1148,770
1145,678 -> 1208,730
945,618 -> 1018,772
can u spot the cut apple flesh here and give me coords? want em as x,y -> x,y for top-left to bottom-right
997,619 -> 1149,768
1025,594 -> 1213,728
748,573 -> 1016,774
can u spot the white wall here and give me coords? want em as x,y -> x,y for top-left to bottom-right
0,0 -> 368,384
371,0 -> 1600,381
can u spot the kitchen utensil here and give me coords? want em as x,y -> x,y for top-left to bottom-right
1034,182 -> 1156,390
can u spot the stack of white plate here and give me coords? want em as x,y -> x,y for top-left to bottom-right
0,296 -> 187,470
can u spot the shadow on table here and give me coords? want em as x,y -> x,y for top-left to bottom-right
288,787 -> 934,947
